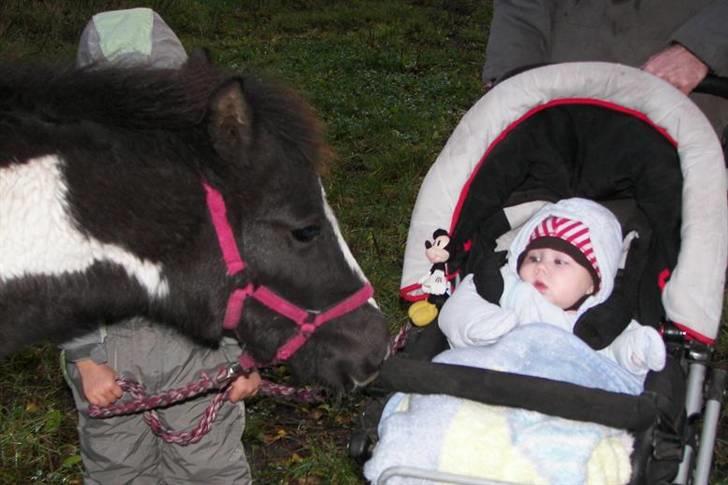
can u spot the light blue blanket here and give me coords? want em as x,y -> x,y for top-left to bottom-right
364,324 -> 642,484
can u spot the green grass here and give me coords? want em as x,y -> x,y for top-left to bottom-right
0,0 -> 725,483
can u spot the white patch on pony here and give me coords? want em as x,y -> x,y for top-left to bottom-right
321,184 -> 378,308
0,155 -> 169,297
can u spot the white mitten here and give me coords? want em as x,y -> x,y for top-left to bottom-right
608,323 -> 666,376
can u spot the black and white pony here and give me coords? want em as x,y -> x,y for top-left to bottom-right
0,56 -> 390,390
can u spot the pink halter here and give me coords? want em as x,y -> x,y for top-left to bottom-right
203,182 -> 374,369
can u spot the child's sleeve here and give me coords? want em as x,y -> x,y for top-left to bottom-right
59,326 -> 108,364
221,335 -> 245,361
599,321 -> 666,377
438,274 -> 518,348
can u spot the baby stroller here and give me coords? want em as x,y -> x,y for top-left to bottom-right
354,62 -> 728,484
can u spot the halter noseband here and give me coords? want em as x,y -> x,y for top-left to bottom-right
203,182 -> 374,369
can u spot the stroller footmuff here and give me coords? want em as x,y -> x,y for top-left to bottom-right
360,63 -> 727,484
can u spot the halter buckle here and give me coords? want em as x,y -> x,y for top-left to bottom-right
217,361 -> 244,386
216,358 -> 256,387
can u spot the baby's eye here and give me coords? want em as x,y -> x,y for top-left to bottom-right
528,255 -> 540,263
554,258 -> 568,266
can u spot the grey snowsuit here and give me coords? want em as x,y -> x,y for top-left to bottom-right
62,320 -> 251,484
482,0 -> 728,136
61,8 -> 252,484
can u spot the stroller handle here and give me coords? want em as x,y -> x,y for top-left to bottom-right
693,74 -> 728,99
498,65 -> 728,100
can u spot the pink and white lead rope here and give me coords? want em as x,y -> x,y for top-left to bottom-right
88,375 -> 326,445
87,325 -> 409,445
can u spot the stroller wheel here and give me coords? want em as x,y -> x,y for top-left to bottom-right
348,395 -> 389,464
348,428 -> 372,464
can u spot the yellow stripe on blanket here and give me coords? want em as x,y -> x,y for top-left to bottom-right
587,435 -> 633,485
439,400 -> 547,484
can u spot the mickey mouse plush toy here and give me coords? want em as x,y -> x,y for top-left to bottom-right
408,229 -> 452,326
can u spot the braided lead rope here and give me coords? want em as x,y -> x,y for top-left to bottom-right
87,366 -> 228,419
389,323 -> 410,355
262,381 -> 326,402
87,325 -> 410,445
142,388 -> 230,445
87,365 -> 328,445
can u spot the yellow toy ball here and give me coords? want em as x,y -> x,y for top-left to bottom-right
408,300 -> 439,327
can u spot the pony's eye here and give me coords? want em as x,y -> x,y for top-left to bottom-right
291,225 -> 321,242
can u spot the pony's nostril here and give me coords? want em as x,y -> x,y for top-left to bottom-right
346,346 -> 387,390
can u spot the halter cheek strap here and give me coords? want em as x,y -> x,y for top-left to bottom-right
203,182 -> 374,368
204,182 -> 246,276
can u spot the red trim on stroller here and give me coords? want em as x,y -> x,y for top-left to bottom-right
400,98 -> 680,304
449,98 -> 678,236
654,269 -> 713,344
672,322 -> 715,345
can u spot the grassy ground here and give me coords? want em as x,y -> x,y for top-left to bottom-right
0,0 -> 725,483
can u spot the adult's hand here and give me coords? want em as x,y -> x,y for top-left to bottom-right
76,359 -> 123,406
642,44 -> 709,95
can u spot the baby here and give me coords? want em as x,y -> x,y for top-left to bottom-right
364,198 -> 665,484
439,197 -> 665,377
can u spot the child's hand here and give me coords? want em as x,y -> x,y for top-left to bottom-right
629,327 -> 666,372
611,326 -> 666,375
228,370 -> 262,403
75,359 -> 123,406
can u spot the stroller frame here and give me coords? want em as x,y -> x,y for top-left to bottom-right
673,338 -> 727,484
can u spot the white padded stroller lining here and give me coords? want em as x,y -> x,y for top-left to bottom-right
401,62 -> 727,342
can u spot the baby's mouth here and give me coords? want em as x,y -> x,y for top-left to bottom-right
533,281 -> 547,293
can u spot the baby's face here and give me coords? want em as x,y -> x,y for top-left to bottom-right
518,248 -> 594,310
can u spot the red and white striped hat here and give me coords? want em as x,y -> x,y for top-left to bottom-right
520,216 -> 601,289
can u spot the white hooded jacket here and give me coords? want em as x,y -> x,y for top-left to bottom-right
439,198 -> 665,377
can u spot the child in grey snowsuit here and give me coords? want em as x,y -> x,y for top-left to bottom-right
61,9 -> 259,484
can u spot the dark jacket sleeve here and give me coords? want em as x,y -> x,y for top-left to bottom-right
670,0 -> 728,75
482,0 -> 553,83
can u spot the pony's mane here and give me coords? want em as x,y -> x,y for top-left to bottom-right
0,58 -> 329,173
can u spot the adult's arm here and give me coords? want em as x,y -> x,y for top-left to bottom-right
670,0 -> 728,77
482,0 -> 553,85
644,1 -> 728,94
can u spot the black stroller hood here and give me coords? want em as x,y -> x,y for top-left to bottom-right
448,101 -> 682,329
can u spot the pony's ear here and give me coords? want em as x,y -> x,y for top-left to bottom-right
208,78 -> 251,162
